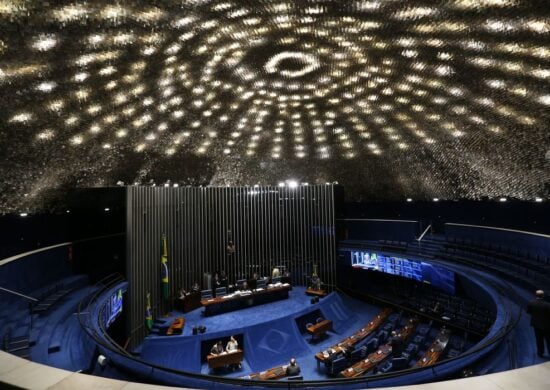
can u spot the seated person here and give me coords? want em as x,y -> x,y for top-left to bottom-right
178,287 -> 186,300
226,336 -> 241,369
272,267 -> 280,278
310,274 -> 322,291
191,282 -> 200,292
286,358 -> 301,376
240,280 -> 249,291
210,340 -> 224,355
389,331 -> 403,357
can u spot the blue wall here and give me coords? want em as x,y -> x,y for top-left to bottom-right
342,219 -> 420,242
0,245 -> 72,296
445,224 -> 550,258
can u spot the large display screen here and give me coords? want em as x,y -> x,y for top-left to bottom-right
103,288 -> 124,328
351,251 -> 455,294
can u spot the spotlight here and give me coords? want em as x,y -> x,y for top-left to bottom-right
116,180 -> 125,186
406,198 -> 413,202
19,213 -> 28,217
433,198 -> 439,202
66,210 -> 70,213
104,207 -> 110,212
278,182 -> 285,187
173,183 -> 179,188
499,197 -> 507,202
287,180 -> 298,188
535,197 -> 543,203
302,182 -> 309,186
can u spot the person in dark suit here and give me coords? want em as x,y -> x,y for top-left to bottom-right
527,290 -> 550,357
285,358 -> 301,376
389,331 -> 403,358
210,341 -> 224,355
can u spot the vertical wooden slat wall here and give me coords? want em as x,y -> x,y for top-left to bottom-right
126,185 -> 337,348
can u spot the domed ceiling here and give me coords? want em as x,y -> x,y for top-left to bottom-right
0,1 -> 548,212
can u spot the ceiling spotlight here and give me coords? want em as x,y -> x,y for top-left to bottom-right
116,181 -> 125,186
66,210 -> 70,213
173,183 -> 179,188
534,197 -> 543,202
433,198 -> 439,202
302,182 -> 309,186
406,198 -> 413,202
104,207 -> 110,212
287,180 -> 298,188
499,197 -> 507,202
20,213 -> 28,217
278,182 -> 285,187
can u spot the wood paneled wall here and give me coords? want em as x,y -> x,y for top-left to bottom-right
126,185 -> 339,347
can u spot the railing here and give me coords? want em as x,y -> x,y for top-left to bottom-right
76,275 -> 519,389
416,224 -> 432,242
0,286 -> 39,337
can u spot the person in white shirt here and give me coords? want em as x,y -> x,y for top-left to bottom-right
225,336 -> 241,369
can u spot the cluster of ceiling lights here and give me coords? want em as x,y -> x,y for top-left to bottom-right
0,0 -> 548,212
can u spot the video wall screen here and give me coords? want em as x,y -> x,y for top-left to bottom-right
351,251 -> 455,294
103,288 -> 124,329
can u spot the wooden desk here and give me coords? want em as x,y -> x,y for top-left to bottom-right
244,365 -> 288,380
306,288 -> 327,297
315,308 -> 392,366
166,317 -> 184,335
340,319 -> 417,378
207,349 -> 243,369
415,329 -> 451,368
201,284 -> 291,316
307,319 -> 333,340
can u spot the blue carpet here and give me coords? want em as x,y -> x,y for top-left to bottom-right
140,287 -> 381,380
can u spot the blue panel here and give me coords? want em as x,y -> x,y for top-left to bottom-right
244,317 -> 309,372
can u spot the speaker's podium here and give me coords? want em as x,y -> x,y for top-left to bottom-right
306,288 -> 328,297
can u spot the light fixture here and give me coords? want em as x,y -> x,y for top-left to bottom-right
278,182 -> 285,187
433,198 -> 439,202
20,213 -> 28,217
535,197 -> 543,203
406,198 -> 413,202
104,207 -> 110,212
499,197 -> 507,202
287,180 -> 298,188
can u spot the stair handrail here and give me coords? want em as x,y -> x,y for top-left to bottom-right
0,286 -> 38,302
416,224 -> 432,242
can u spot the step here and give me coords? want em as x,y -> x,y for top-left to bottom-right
9,347 -> 31,359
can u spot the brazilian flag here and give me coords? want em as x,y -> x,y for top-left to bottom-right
145,292 -> 153,331
161,235 -> 169,300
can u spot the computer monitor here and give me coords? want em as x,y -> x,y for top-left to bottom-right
256,278 -> 266,289
236,279 -> 247,289
215,287 -> 227,297
201,289 -> 212,299
271,276 -> 282,284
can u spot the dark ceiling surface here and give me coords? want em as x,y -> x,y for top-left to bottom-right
0,0 -> 548,212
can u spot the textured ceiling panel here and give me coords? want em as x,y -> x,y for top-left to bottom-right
0,1 -> 548,212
